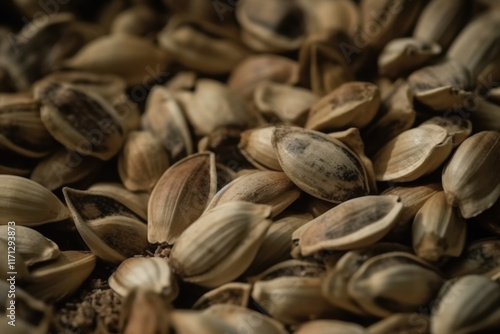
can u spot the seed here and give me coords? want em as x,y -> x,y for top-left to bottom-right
272,125 -> 369,203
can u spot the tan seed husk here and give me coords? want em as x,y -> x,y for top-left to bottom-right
63,187 -> 148,263
408,59 -> 472,110
239,126 -> 282,171
34,81 -> 125,161
0,225 -> 59,266
373,124 -> 453,182
109,257 -> 178,302
227,55 -> 299,101
272,126 -> 369,203
413,0 -> 469,48
63,33 -> 169,86
148,152 -> 216,245
378,38 -> 441,78
30,148 -> 103,191
306,82 -> 380,131
442,131 -> 500,218
0,175 -> 70,226
204,170 -> 301,217
431,275 -> 500,334
169,201 -> 272,288
297,195 -> 403,256
118,131 -> 170,192
348,252 -> 443,317
24,251 -> 96,303
412,191 -> 466,262
141,86 -> 193,162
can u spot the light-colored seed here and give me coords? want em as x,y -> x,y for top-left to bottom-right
431,275 -> 500,334
442,131 -> 500,218
170,202 -> 272,288
373,124 -> 453,182
109,257 -> 178,302
297,195 -> 403,256
193,283 -> 251,310
148,152 -> 216,245
0,175 -> 70,226
412,191 -> 466,262
272,126 -> 369,203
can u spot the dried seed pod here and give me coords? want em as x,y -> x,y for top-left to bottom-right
348,252 -> 444,317
272,126 -> 369,203
236,0 -> 306,52
0,93 -> 56,158
0,175 -> 70,226
322,243 -> 411,315
63,187 -> 148,263
30,148 -> 103,191
295,320 -> 367,334
297,195 -> 403,256
34,82 -> 125,161
431,275 -> 500,334
142,86 -> 193,162
239,126 -> 282,171
182,79 -> 260,136
109,257 -> 178,302
148,152 -> 216,245
378,38 -> 441,78
368,313 -> 430,334
87,182 -> 149,220
420,116 -> 472,147
245,213 -> 312,275
0,225 -> 59,266
203,304 -> 288,334
447,10 -> 500,78
408,60 -> 472,110
298,29 -> 354,96
442,131 -> 500,218
63,34 -> 168,86
412,191 -> 466,262
381,183 -> 442,240
170,202 -> 272,288
25,251 -> 96,302
118,131 -> 170,192
0,13 -> 103,91
359,0 -> 425,50
250,261 -> 331,324
205,171 -> 300,217
253,81 -> 317,125
193,283 -> 251,310
158,16 -> 249,74
413,0 -> 469,49
363,80 -> 415,156
227,55 -> 299,101
306,82 -> 380,131
33,71 -> 126,103
444,239 -> 500,278
373,125 -> 453,182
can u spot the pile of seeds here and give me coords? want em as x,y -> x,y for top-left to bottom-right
1,0 -> 500,333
